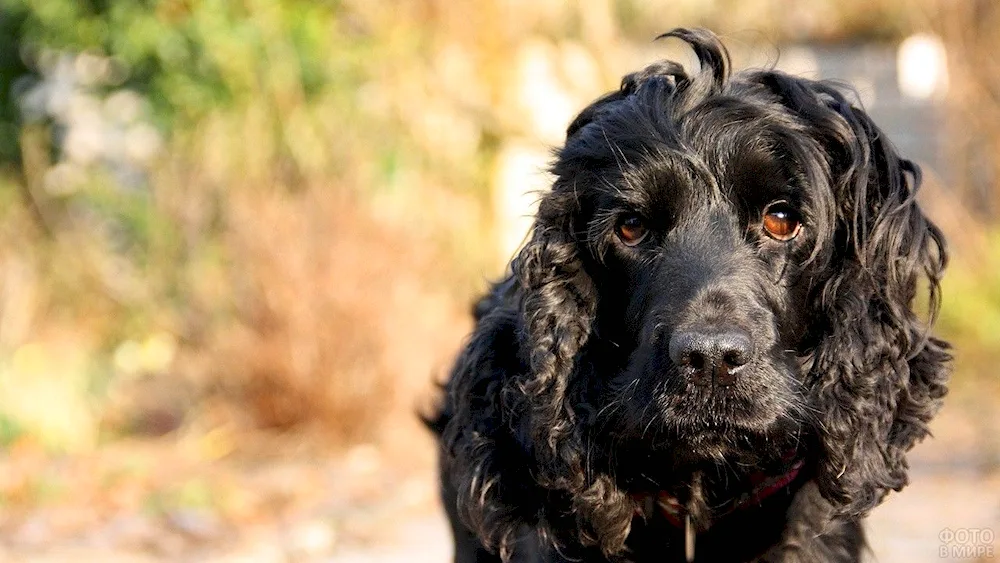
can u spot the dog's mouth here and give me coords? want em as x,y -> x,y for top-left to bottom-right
658,380 -> 789,427
649,408 -> 792,452
599,361 -> 804,457
600,406 -> 800,472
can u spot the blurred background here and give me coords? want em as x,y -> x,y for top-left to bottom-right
0,1 -> 997,562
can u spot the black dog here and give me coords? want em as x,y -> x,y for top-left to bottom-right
431,28 -> 950,563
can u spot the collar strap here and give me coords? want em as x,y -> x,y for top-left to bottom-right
634,458 -> 805,529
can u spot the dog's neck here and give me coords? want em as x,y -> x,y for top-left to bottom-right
633,452 -> 806,529
630,457 -> 807,562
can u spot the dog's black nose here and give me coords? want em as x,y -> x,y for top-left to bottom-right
668,328 -> 752,386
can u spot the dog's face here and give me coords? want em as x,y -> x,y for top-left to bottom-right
557,71 -> 849,482
443,29 -> 949,558
571,116 -> 817,474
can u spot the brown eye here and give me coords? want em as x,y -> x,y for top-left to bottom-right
762,201 -> 802,241
616,215 -> 648,246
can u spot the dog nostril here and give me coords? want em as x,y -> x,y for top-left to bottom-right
722,349 -> 747,368
687,351 -> 705,371
719,332 -> 753,370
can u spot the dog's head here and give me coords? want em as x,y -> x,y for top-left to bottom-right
443,28 -> 949,559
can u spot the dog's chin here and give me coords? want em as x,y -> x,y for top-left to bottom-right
655,386 -> 792,432
610,416 -> 801,492
606,398 -> 802,480
663,414 -> 786,455
665,419 -> 785,463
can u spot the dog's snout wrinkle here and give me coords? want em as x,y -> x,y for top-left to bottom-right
669,327 -> 753,387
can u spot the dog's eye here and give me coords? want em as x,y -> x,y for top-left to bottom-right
616,215 -> 649,246
762,201 -> 802,241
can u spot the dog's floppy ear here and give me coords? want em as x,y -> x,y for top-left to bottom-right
510,190 -> 639,555
760,72 -> 950,517
512,190 -> 597,455
443,181 -> 617,558
440,290 -> 536,561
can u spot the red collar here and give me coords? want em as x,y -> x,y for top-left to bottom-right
633,458 -> 805,529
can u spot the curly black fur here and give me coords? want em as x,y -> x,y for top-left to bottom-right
432,28 -> 950,563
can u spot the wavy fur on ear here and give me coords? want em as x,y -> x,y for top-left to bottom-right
441,296 -> 530,561
514,193 -> 596,459
443,188 -> 637,559
759,72 -> 950,516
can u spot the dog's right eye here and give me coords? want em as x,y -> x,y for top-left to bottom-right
616,215 -> 649,246
762,201 -> 802,241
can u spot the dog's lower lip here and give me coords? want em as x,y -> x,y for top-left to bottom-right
677,419 -> 757,435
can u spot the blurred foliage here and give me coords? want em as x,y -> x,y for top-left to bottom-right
0,7 -> 29,163
936,228 -> 1000,387
941,240 -> 1000,346
0,0 -> 995,456
0,0 -> 343,128
0,0 -> 492,452
616,0 -> 921,43
932,0 -> 1000,219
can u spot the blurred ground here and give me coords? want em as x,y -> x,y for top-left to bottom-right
0,400 -> 451,563
1,386 -> 997,563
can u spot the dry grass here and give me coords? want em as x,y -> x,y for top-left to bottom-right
193,186 -> 473,443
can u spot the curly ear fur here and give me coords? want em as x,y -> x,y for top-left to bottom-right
443,188 -> 635,559
518,194 -> 638,556
760,73 -> 951,517
513,194 -> 596,458
441,298 -> 534,561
